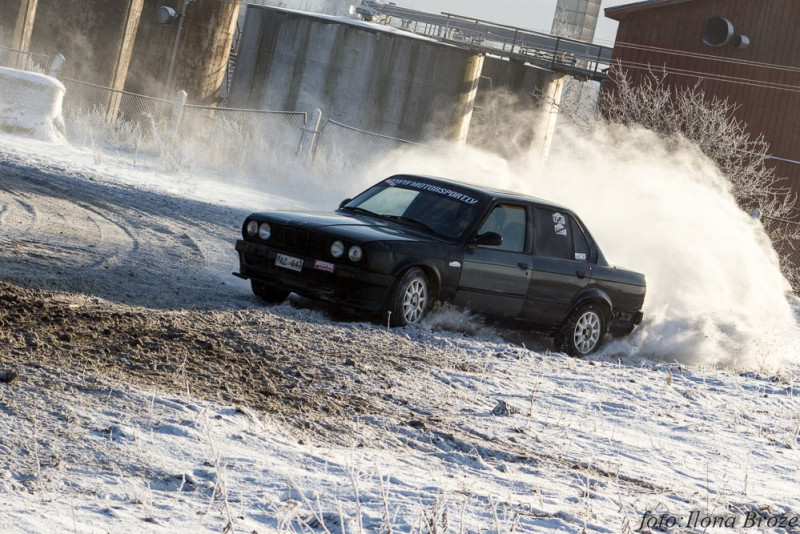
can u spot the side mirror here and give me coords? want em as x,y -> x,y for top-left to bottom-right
472,232 -> 502,247
339,198 -> 352,209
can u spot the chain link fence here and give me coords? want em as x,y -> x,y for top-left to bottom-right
60,78 -> 419,177
313,120 -> 423,171
0,46 -> 48,73
36,72 -> 800,294
62,78 -> 174,154
180,105 -> 307,172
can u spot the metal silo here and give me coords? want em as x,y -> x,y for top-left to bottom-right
551,0 -> 602,42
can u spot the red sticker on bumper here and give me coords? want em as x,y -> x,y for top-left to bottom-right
313,260 -> 335,273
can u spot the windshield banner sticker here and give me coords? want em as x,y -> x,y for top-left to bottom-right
385,178 -> 479,205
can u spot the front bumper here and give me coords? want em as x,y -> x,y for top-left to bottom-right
234,239 -> 395,313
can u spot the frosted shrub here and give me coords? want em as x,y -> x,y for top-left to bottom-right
601,67 -> 800,288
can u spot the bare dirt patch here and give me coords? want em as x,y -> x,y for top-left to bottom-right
0,280 -> 483,444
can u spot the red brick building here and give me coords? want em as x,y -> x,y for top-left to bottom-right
606,0 -> 800,208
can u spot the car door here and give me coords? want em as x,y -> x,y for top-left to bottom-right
454,203 -> 532,317
521,207 -> 593,325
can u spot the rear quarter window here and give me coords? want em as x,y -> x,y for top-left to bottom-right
534,208 -> 592,262
534,208 -> 572,260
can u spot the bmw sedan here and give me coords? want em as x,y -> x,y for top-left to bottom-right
234,175 -> 645,355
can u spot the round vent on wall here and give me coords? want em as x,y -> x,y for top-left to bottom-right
702,16 -> 735,47
731,34 -> 750,49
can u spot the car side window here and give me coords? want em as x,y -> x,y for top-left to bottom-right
534,208 -> 572,260
477,204 -> 527,252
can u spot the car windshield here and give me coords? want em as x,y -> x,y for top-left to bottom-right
342,177 -> 485,239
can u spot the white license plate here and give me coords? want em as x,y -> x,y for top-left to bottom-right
275,253 -> 303,272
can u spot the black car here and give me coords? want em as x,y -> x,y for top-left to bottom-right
234,175 -> 645,355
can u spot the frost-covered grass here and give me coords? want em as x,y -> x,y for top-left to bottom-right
2,319 -> 799,533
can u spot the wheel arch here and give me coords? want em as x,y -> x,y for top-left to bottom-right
567,288 -> 613,326
390,260 -> 442,302
557,291 -> 613,356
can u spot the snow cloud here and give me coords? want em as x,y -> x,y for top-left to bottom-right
365,123 -> 800,371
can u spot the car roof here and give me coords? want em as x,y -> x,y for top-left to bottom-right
392,174 -> 572,212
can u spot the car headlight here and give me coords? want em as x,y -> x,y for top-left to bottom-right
258,222 -> 272,240
348,245 -> 363,262
246,220 -> 259,237
330,240 -> 345,258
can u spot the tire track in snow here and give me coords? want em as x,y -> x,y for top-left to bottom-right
0,154 -> 247,309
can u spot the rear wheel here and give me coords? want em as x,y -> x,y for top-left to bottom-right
251,280 -> 290,303
385,268 -> 429,326
559,303 -> 606,356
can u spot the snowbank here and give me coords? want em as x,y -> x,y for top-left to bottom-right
0,66 -> 65,141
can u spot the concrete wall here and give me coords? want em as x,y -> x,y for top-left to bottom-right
229,6 -> 484,142
28,0 -> 143,89
3,0 -> 237,104
126,0 -> 240,103
479,57 -> 563,97
123,1 -> 176,98
0,1 -> 23,48
1,0 -> 40,68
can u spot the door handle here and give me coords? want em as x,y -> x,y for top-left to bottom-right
576,270 -> 587,279
518,262 -> 529,270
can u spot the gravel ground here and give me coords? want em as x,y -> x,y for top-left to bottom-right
0,279 -> 489,444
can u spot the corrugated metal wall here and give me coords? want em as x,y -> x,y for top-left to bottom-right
607,0 -> 800,205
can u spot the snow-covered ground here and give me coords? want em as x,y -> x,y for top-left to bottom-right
4,321 -> 799,534
2,101 -> 800,533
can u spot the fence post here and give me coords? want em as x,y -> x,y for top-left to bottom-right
297,108 -> 322,164
49,54 -> 65,79
169,90 -> 188,138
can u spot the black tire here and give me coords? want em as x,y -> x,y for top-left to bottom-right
559,303 -> 606,356
251,280 -> 290,303
385,267 -> 429,327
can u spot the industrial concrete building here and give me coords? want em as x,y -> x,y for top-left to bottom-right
229,5 -> 576,146
229,6 -> 486,142
2,0 -> 599,151
126,0 -> 240,103
0,0 -> 239,104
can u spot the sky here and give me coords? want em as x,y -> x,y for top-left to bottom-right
398,0 -> 632,45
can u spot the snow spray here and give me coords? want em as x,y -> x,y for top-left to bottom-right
364,123 -> 800,371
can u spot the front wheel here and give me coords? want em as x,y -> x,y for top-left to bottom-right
559,303 -> 606,356
385,268 -> 429,327
251,280 -> 290,303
